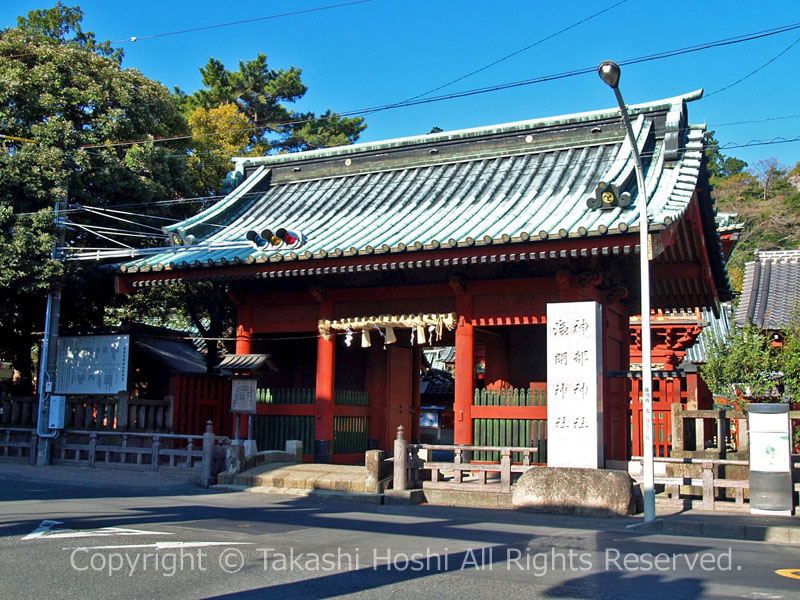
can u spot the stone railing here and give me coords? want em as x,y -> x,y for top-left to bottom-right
670,404 -> 748,460
631,455 -> 751,510
47,421 -> 228,486
0,427 -> 39,464
392,426 -> 540,494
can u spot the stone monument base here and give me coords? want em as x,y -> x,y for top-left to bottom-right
512,466 -> 635,516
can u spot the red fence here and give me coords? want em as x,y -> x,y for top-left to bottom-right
171,375 -> 232,437
628,370 -> 713,458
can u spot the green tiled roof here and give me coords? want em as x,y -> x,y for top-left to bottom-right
121,90 -> 713,278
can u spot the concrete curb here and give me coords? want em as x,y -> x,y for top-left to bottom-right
626,517 -> 800,544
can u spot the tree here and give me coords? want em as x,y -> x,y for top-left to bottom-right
707,148 -> 800,292
704,131 -> 747,180
185,103 -> 251,196
701,323 -> 779,404
1,5 -> 191,390
136,52 -> 371,369
16,1 -> 121,62
177,53 -> 366,158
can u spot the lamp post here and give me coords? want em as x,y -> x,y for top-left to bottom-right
597,60 -> 655,522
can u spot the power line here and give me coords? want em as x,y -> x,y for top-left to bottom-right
711,115 -> 800,127
719,135 -> 800,150
704,34 -> 800,99
13,126 -> 800,227
391,0 -> 631,103
72,19 -> 800,152
109,1 -> 373,43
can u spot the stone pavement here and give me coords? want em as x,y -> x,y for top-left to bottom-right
1,460 -> 798,544
0,461 -> 206,495
218,461 -> 376,500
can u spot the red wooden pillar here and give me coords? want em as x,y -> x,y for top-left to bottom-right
235,299 -> 253,354
454,294 -> 474,445
232,300 -> 253,440
411,345 -> 422,443
315,301 -> 335,462
631,376 -> 642,457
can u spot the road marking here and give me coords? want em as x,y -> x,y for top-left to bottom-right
63,541 -> 253,550
775,568 -> 800,580
23,520 -> 171,541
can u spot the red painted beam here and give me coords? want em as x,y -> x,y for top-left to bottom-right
256,404 -> 316,417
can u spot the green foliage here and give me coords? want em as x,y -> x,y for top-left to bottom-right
177,53 -> 366,163
706,145 -> 800,293
15,2 -> 123,62
702,314 -> 800,406
0,206 -> 62,392
701,322 -> 779,403
0,7 -> 192,387
782,315 -> 800,401
704,131 -> 747,179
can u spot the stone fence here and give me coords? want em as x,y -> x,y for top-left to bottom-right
0,420 -> 229,486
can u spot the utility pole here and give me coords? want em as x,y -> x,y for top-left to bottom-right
35,199 -> 67,465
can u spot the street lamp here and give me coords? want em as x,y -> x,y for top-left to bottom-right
597,60 -> 656,523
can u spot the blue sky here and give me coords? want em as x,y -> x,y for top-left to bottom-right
3,0 -> 800,170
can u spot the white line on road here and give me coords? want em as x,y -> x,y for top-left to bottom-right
23,520 -> 172,540
63,541 -> 254,550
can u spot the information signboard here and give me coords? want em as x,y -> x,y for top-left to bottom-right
230,379 -> 258,414
54,335 -> 130,395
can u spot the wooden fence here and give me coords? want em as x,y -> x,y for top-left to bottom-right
254,387 -> 371,459
171,375 -> 231,437
1,395 -> 173,432
471,385 -> 546,462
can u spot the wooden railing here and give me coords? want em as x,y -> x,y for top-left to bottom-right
0,421 -> 230,485
65,396 -> 173,432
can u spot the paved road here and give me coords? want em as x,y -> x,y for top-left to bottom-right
1,470 -> 799,599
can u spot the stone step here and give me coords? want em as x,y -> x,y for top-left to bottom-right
213,484 -> 383,504
229,462 -> 368,493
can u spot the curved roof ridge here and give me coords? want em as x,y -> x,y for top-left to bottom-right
231,90 -> 705,169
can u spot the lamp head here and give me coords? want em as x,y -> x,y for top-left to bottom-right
598,61 -> 621,89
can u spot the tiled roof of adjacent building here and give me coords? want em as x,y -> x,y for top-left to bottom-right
683,303 -> 733,365
735,249 -> 800,329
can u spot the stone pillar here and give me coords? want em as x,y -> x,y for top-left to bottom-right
315,302 -> 335,463
454,294 -> 474,446
285,440 -> 303,463
393,426 -> 407,491
365,449 -> 385,493
201,420 -> 215,487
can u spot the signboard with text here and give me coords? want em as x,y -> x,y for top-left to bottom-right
546,301 -> 603,468
230,379 -> 258,414
54,335 -> 130,395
